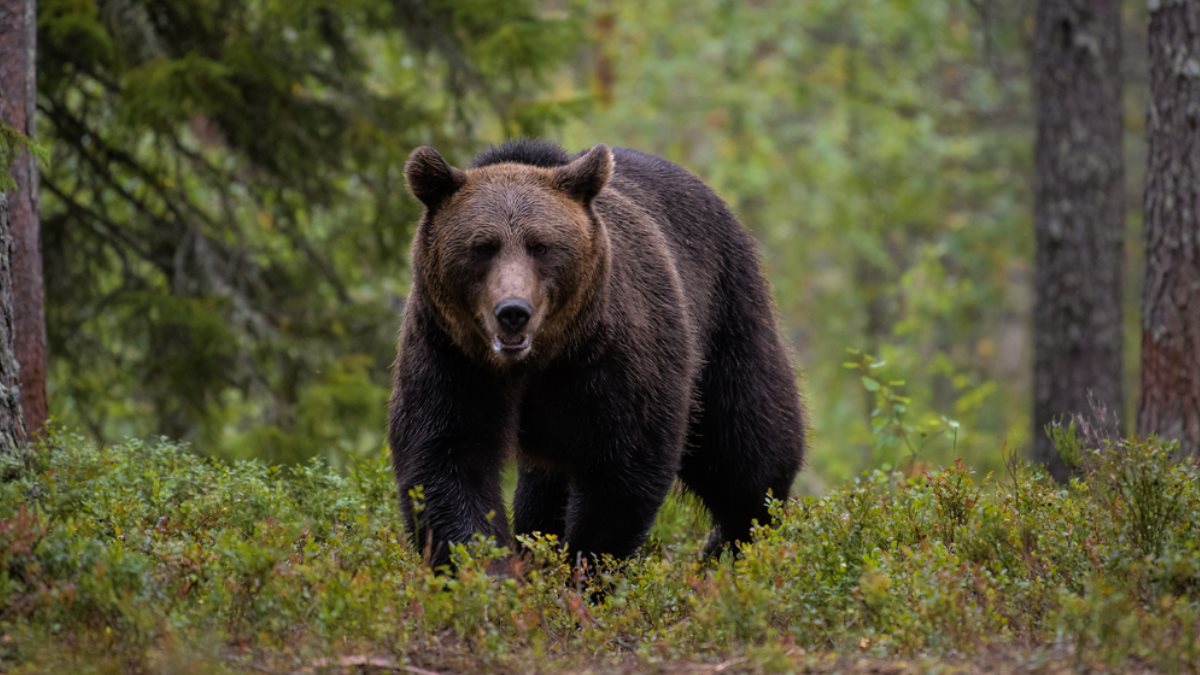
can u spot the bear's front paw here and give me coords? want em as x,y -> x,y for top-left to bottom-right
485,554 -> 527,581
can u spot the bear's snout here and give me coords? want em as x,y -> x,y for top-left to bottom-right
494,298 -> 532,333
490,297 -> 535,358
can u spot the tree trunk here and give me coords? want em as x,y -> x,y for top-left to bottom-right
0,193 -> 25,452
1138,0 -> 1200,457
1032,0 -> 1125,478
0,0 -> 46,437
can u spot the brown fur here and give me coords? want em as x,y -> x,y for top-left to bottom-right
390,140 -> 805,568
409,152 -> 613,369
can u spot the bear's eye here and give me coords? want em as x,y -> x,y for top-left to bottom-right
527,242 -> 549,257
471,242 -> 499,259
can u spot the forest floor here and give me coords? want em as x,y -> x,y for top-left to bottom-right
1,431 -> 1197,673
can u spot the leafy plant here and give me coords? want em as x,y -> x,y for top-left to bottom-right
3,429 -> 1198,671
843,349 -> 960,471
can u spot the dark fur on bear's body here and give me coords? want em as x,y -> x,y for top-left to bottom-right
389,140 -> 805,568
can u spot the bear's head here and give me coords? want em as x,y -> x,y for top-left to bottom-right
404,144 -> 613,367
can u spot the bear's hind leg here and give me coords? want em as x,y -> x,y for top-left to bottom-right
679,321 -> 805,555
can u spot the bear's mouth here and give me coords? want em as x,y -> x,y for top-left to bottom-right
491,333 -> 532,354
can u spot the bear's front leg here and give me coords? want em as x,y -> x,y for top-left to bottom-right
389,329 -> 516,569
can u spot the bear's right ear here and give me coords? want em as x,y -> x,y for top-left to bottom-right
405,146 -> 466,209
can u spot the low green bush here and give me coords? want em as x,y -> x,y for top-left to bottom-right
1,428 -> 1197,672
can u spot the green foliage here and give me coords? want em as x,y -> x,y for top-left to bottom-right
843,349 -> 961,471
0,122 -> 49,192
40,0 -> 1049,481
40,0 -> 583,463
3,429 -> 1198,672
37,0 -> 1045,481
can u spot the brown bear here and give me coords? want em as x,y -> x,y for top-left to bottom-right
389,139 -> 805,568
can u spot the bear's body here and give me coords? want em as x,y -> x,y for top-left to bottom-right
389,140 -> 805,567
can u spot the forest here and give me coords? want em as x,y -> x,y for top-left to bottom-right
1,0 -> 1199,672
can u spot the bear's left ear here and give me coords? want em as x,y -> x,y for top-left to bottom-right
552,144 -> 613,204
405,146 -> 466,209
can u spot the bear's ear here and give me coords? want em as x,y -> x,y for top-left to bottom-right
405,146 -> 466,209
551,144 -> 613,204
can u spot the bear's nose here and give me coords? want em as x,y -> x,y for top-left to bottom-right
494,298 -> 532,333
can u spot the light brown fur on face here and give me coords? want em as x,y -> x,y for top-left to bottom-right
406,150 -> 612,369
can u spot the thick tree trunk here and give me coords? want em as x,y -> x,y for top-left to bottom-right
1138,0 -> 1200,457
1032,0 -> 1125,478
0,0 -> 46,437
0,194 -> 25,452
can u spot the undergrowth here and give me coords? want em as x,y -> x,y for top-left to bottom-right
1,428 -> 1198,673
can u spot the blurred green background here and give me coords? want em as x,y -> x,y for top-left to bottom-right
41,0 -> 1148,489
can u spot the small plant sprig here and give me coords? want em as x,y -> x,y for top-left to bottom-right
844,348 -> 960,470
0,121 -> 50,191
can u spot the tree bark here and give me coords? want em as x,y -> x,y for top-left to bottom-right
1032,0 -> 1125,478
0,0 -> 46,437
1138,0 -> 1200,457
0,193 -> 25,452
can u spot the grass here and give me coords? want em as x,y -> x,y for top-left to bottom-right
1,428 -> 1198,673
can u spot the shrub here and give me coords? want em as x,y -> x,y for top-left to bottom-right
1,429 -> 1198,672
